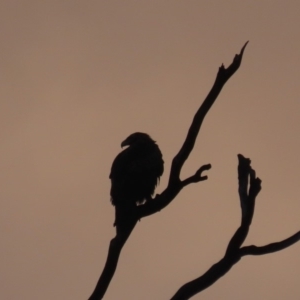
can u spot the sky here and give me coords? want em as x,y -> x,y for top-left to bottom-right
1,1 -> 300,299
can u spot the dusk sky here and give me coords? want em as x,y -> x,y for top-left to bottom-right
1,1 -> 300,299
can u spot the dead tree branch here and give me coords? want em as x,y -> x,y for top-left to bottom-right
88,43 -> 248,300
170,154 -> 300,300
138,41 -> 248,219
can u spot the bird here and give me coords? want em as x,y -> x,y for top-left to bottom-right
109,132 -> 164,210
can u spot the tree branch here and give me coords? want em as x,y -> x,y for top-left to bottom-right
240,231 -> 300,256
138,42 -> 249,219
181,164 -> 212,187
88,210 -> 137,300
88,235 -> 129,300
225,154 -> 261,254
170,42 -> 248,182
88,43 -> 248,299
170,155 -> 300,300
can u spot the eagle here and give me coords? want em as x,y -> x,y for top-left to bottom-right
110,132 -> 164,208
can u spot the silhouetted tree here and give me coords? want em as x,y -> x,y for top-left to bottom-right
88,42 -> 300,300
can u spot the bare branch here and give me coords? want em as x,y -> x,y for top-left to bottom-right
170,154 -> 258,299
138,42 -> 249,219
90,42 -> 300,300
181,164 -> 212,187
170,256 -> 240,300
89,43 -> 248,299
170,155 -> 299,300
170,42 -> 249,183
88,218 -> 137,300
225,155 -> 261,254
240,231 -> 300,256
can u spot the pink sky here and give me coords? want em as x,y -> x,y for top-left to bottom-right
1,1 -> 300,299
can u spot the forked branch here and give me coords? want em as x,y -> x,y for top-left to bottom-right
88,43 -> 248,299
170,154 -> 300,300
138,42 -> 249,219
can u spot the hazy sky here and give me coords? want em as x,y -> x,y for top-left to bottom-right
1,1 -> 300,299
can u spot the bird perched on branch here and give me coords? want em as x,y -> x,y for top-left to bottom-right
110,133 -> 164,213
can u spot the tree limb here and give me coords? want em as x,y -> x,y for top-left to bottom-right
138,42 -> 249,219
240,231 -> 300,256
171,42 -> 248,179
88,234 -> 130,300
170,155 -> 300,300
181,164 -> 212,187
88,208 -> 137,300
88,43 -> 248,299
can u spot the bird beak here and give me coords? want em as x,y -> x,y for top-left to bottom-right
121,140 -> 128,148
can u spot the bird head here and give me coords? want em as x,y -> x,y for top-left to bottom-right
121,132 -> 154,148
